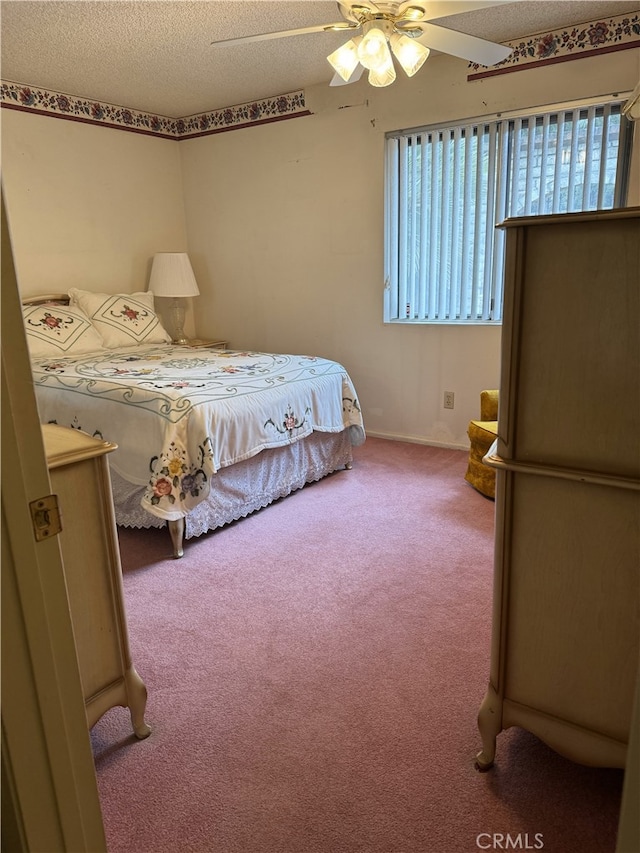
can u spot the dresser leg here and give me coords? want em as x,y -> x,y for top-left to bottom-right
168,518 -> 185,558
476,682 -> 502,771
126,666 -> 151,740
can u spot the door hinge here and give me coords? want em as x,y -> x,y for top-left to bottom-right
29,494 -> 62,541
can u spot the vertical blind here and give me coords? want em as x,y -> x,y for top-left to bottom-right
384,100 -> 629,323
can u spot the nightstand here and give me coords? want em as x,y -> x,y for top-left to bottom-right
181,339 -> 228,349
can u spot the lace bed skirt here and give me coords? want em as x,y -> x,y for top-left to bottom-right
110,429 -> 354,539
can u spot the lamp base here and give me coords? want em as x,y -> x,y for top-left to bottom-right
167,297 -> 188,345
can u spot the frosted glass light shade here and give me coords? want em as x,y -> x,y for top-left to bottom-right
390,33 -> 430,77
327,38 -> 361,82
148,253 -> 200,298
368,61 -> 396,87
357,25 -> 392,72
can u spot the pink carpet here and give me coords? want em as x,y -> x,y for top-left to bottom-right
91,438 -> 624,853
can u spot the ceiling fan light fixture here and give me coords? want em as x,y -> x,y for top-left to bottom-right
390,32 -> 430,77
357,20 -> 393,72
327,37 -> 362,82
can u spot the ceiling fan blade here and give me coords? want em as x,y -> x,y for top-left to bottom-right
329,64 -> 366,86
211,22 -> 357,47
397,0 -> 517,22
415,21 -> 512,66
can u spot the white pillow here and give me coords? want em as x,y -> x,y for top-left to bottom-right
68,288 -> 171,348
23,303 -> 105,358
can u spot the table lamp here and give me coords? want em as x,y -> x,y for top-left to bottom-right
148,252 -> 200,345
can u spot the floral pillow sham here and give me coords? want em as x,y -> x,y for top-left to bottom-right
68,288 -> 171,348
23,303 -> 105,358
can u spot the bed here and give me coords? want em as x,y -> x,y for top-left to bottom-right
23,291 -> 365,557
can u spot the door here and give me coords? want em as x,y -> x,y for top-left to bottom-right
1,192 -> 106,852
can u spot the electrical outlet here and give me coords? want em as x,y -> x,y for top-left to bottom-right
444,391 -> 455,409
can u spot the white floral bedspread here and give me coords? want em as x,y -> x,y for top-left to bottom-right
31,344 -> 365,521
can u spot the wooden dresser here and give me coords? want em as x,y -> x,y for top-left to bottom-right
43,424 -> 151,739
476,208 -> 640,770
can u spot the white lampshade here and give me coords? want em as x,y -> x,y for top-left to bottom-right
148,253 -> 200,298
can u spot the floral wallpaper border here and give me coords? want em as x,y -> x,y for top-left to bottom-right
0,82 -> 311,138
468,12 -> 640,80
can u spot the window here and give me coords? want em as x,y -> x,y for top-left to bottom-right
384,99 -> 632,324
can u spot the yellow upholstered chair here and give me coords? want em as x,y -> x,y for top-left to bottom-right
464,390 -> 499,499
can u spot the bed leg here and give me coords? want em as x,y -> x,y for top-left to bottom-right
345,461 -> 353,470
168,518 -> 185,559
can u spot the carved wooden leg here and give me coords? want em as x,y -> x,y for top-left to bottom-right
125,666 -> 151,740
168,518 -> 185,558
476,683 -> 502,771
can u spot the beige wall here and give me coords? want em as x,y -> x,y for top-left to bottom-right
1,110 -> 196,334
2,46 -> 638,447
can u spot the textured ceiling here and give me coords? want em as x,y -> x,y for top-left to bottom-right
1,0 -> 639,116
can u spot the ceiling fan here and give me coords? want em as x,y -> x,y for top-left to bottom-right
211,1 -> 514,89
